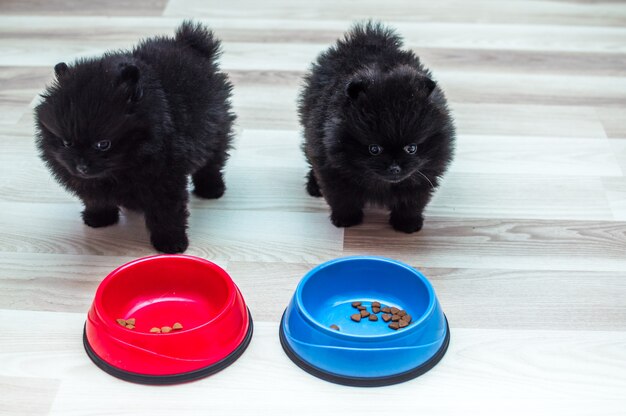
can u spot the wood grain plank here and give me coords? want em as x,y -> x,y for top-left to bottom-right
231,78 -> 610,136
0,310 -> 624,415
452,135 -> 621,176
0,253 -> 169,313
0,0 -> 169,16
231,130 -> 622,175
1,165 -> 612,221
164,0 -> 626,27
230,74 -> 612,136
227,262 -> 626,330
0,118 -> 35,154
418,48 -> 626,77
344,214 -> 626,272
231,88 -> 609,136
598,107 -> 626,138
1,134 -> 616,221
0,84 -> 613,144
0,376 -> 60,416
603,177 -> 626,221
452,103 -> 608,138
430,172 -> 613,220
231,80 -> 618,131
437,71 -> 626,107
230,82 -> 299,130
0,202 -> 343,263
0,67 -> 50,124
227,261 -> 310,321
609,138 -> 626,172
3,17 -> 626,68
603,139 -> 626,219
217,58 -> 617,109
2,128 -> 617,220
5,253 -> 623,330
425,267 -> 626,330
142,47 -> 626,108
230,72 -> 609,136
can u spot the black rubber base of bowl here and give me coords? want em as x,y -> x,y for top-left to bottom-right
83,309 -> 253,385
279,312 -> 450,387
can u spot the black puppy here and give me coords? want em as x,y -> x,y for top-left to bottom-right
35,21 -> 235,253
299,22 -> 455,233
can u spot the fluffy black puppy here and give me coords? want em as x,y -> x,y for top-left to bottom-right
299,22 -> 455,233
35,21 -> 235,253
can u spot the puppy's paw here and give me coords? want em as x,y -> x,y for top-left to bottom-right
150,231 -> 189,253
193,179 -> 225,199
306,173 -> 322,197
330,210 -> 363,228
82,208 -> 119,228
389,213 -> 423,233
306,182 -> 322,197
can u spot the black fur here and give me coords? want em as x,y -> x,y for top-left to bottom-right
34,21 -> 235,253
299,22 -> 455,233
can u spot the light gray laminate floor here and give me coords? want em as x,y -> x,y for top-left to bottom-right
1,1 -> 625,414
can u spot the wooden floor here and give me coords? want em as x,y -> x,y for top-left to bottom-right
1,0 -> 626,414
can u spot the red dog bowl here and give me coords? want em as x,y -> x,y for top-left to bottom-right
83,255 -> 253,384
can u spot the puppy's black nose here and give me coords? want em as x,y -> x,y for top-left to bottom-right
388,164 -> 401,175
76,164 -> 89,175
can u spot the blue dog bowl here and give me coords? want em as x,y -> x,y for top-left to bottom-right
279,256 -> 449,387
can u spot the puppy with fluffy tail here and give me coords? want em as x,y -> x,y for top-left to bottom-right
35,21 -> 235,253
299,22 -> 455,233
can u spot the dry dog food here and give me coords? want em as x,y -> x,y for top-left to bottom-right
117,318 -> 137,329
330,324 -> 340,330
117,316 -> 185,333
388,322 -> 400,330
347,301 -> 412,330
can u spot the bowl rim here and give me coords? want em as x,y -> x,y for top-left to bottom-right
84,309 -> 255,385
94,254 -> 238,337
294,256 -> 437,341
279,312 -> 450,387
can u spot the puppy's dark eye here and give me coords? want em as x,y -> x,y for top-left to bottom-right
369,144 -> 383,156
404,144 -> 417,154
62,139 -> 73,148
94,140 -> 111,151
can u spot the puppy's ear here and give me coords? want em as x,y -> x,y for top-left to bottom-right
119,63 -> 140,84
422,77 -> 437,97
346,77 -> 369,100
54,62 -> 69,79
36,106 -> 62,138
118,63 -> 143,102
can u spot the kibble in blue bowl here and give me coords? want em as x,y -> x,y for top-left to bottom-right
279,256 -> 450,387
